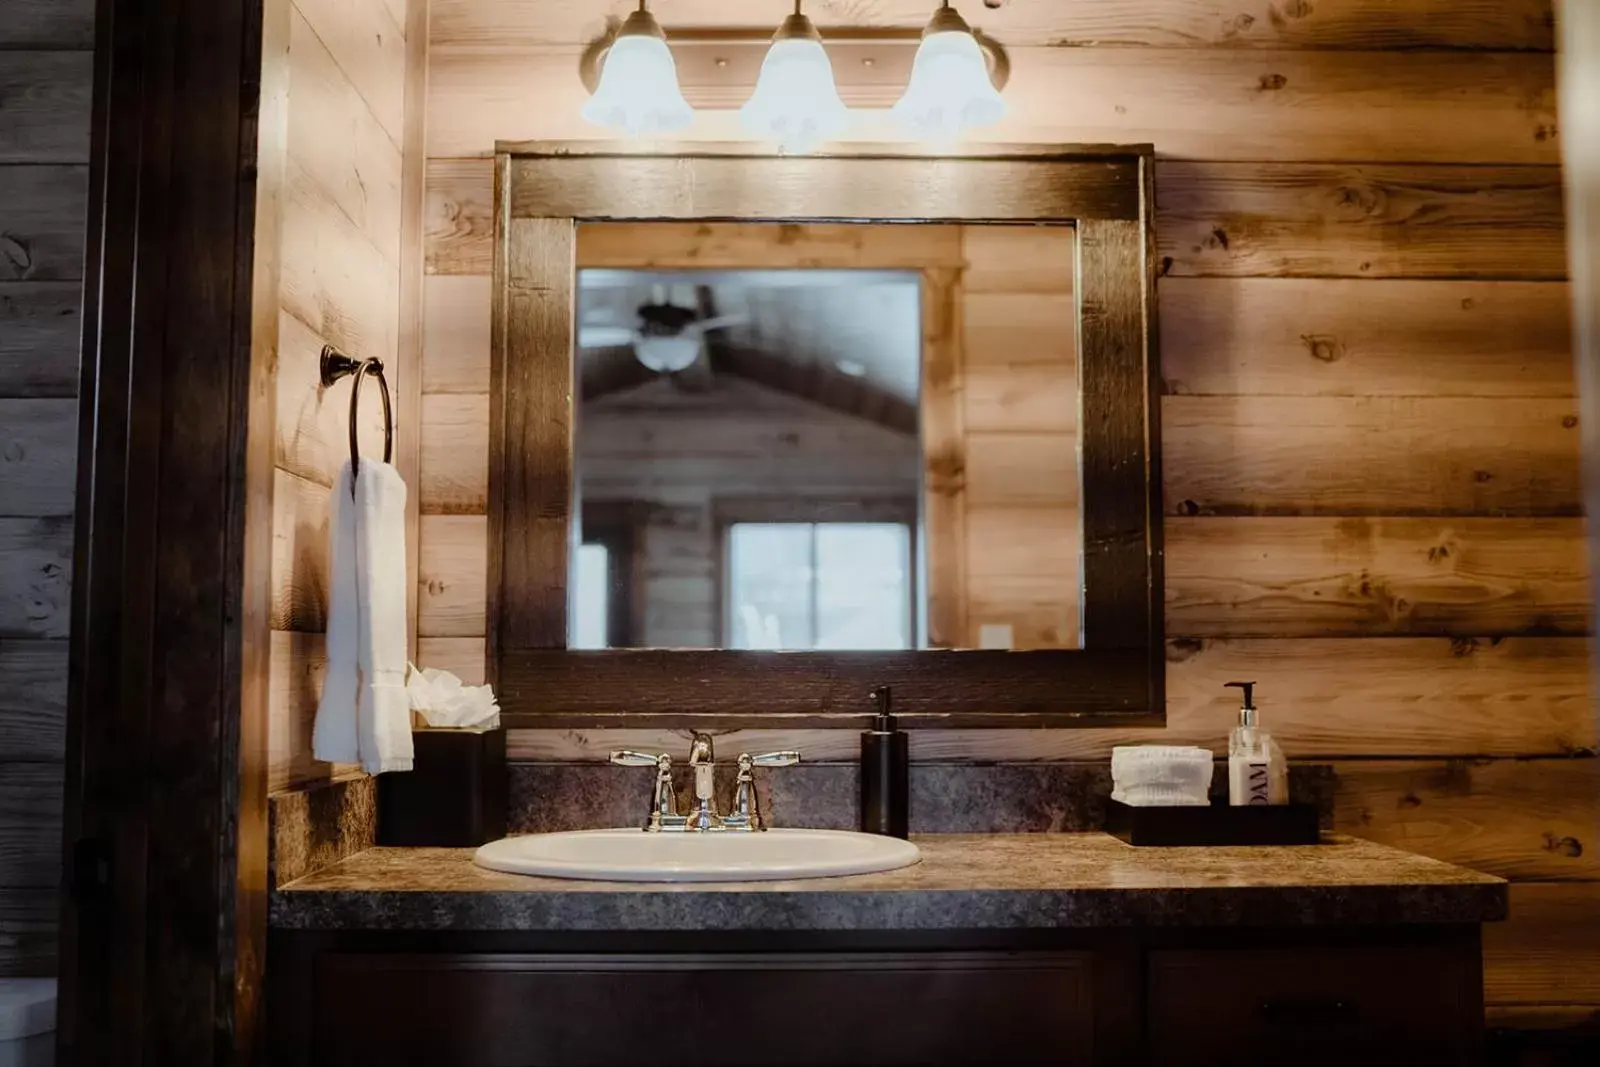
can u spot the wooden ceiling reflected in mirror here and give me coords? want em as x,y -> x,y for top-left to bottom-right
490,143 -> 1159,728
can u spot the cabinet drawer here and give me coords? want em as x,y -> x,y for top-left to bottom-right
1147,945 -> 1479,1066
314,951 -> 1097,1066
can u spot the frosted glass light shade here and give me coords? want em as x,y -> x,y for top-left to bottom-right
636,335 -> 701,373
581,34 -> 694,136
892,29 -> 1006,140
740,37 -> 850,154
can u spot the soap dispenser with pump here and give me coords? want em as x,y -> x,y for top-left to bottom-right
1224,681 -> 1288,806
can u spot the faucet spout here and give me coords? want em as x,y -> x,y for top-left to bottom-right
686,733 -> 718,830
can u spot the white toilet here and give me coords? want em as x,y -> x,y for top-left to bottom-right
0,980 -> 54,1067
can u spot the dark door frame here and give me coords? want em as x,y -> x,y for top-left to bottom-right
59,0 -> 273,1061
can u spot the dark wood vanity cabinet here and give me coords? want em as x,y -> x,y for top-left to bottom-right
269,926 -> 1484,1066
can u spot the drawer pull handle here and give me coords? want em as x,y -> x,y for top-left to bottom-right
1259,999 -> 1359,1027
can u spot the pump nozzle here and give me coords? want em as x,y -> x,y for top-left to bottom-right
1224,680 -> 1257,727
869,686 -> 897,731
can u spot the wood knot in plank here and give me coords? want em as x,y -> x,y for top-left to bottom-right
1562,414 -> 1578,429
1473,469 -> 1494,483
1221,13 -> 1255,38
1175,499 -> 1201,516
1332,184 -> 1383,220
1301,334 -> 1342,363
0,234 -> 32,277
1282,0 -> 1313,18
1448,637 -> 1479,658
1165,638 -> 1205,663
1257,73 -> 1288,92
1542,833 -> 1584,859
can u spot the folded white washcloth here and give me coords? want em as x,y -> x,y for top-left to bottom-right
313,459 -> 413,774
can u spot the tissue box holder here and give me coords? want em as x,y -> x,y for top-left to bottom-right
378,726 -> 507,846
1104,798 -> 1319,847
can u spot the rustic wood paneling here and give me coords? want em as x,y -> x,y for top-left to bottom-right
0,282 -> 80,397
1166,517 -> 1588,637
428,159 -> 1569,283
0,165 -> 89,281
1163,397 -> 1580,516
426,49 -> 1557,163
1158,163 -> 1565,279
428,0 -> 1555,51
0,0 -> 95,48
270,468 -> 331,634
286,5 -> 404,264
416,636 -> 487,684
578,222 -> 965,271
1484,884 -> 1600,1004
1161,279 -> 1574,397
0,763 -> 62,889
419,514 -> 488,637
280,161 -> 400,368
419,393 -> 490,513
275,311 -> 391,489
0,0 -> 90,988
0,517 -> 71,640
0,52 -> 92,164
423,274 -> 491,391
0,641 -> 66,761
1331,758 -> 1600,881
267,629 -> 359,794
0,890 -> 56,978
0,398 -> 76,517
292,0 -> 407,145
505,635 -> 1593,762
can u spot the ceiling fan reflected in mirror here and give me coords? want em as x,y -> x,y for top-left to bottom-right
578,284 -> 748,373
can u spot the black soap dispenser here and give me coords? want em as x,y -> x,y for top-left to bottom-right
860,686 -> 909,839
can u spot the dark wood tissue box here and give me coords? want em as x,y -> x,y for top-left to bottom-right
377,726 -> 507,847
1104,798 -> 1321,847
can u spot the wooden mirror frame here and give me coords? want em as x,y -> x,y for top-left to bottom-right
490,142 -> 1160,729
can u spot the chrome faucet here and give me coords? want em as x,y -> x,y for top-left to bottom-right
686,732 -> 718,832
610,736 -> 800,833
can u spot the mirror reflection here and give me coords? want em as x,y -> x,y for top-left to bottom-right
568,224 -> 1080,652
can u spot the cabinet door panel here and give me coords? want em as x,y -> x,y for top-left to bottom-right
314,951 -> 1097,1066
1147,945 -> 1479,1067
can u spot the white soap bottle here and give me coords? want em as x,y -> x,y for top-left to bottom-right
1224,681 -> 1288,806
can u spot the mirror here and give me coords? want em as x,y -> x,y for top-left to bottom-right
491,145 -> 1159,727
567,225 -> 1081,653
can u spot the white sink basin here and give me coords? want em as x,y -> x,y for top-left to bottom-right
473,828 -> 921,883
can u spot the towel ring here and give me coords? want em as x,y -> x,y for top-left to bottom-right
319,345 -> 393,488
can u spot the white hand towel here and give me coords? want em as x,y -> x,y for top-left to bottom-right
313,459 -> 413,774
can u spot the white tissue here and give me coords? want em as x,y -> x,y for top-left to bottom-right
406,665 -> 501,729
1110,745 -> 1214,807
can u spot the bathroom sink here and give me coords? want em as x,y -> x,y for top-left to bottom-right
473,828 -> 921,883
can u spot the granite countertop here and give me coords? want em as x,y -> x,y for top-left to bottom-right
270,833 -> 1506,932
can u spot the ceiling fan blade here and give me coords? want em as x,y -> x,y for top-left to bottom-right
696,314 -> 750,333
577,325 -> 638,349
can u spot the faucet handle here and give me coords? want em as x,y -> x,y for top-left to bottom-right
610,750 -> 669,768
724,751 -> 801,831
609,751 -> 682,832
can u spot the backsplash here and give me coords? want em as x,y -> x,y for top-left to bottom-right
508,762 -> 1336,836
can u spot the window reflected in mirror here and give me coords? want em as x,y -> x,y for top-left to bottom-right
568,223 -> 1081,652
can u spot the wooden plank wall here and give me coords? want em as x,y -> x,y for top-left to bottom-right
265,0 -> 427,796
418,0 -> 1593,1020
0,0 -> 92,980
959,226 -> 1080,649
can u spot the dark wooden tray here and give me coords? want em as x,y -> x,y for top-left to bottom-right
1104,798 -> 1320,846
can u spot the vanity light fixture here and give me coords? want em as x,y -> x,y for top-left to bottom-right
580,1 -> 694,137
740,2 -> 850,154
893,2 -> 1009,140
